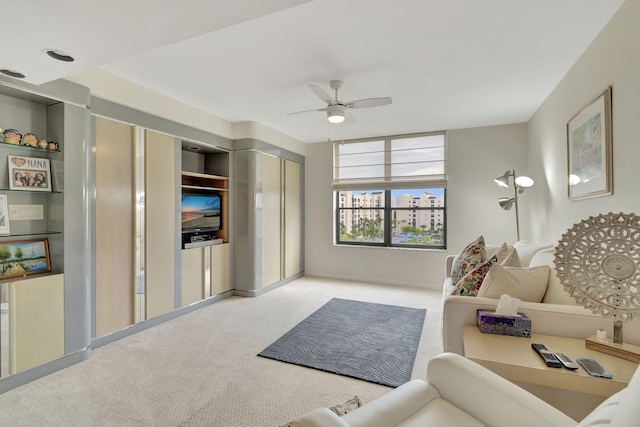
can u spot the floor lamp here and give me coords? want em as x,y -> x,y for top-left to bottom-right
493,169 -> 534,241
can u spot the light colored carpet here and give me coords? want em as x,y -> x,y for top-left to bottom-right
0,276 -> 444,426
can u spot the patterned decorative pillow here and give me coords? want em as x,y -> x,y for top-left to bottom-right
451,255 -> 498,296
450,235 -> 486,285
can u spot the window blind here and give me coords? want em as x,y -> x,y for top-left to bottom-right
333,132 -> 446,189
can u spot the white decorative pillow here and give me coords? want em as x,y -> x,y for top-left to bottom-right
450,235 -> 486,285
500,248 -> 521,267
513,240 -> 554,267
477,265 -> 550,303
530,248 -> 580,305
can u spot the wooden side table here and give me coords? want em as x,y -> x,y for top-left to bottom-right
462,325 -> 639,419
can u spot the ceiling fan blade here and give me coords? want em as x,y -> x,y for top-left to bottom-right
347,97 -> 393,109
344,110 -> 357,124
287,107 -> 326,116
309,84 -> 334,104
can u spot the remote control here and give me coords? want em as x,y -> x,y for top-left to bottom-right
531,343 -> 562,368
554,353 -> 579,370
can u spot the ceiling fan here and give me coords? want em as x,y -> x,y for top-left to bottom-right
288,80 -> 392,124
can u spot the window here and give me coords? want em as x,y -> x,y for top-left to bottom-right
334,132 -> 446,249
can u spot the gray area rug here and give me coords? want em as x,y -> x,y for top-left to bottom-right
258,298 -> 426,387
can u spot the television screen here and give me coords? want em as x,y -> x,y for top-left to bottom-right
181,194 -> 221,232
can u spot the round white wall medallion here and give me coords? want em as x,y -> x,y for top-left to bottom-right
554,212 -> 640,322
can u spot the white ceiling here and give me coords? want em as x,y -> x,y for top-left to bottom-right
2,0 -> 625,143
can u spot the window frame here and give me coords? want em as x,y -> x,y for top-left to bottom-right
333,131 -> 447,250
335,188 -> 446,249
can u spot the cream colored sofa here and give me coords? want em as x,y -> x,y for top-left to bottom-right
291,352 -> 640,426
442,241 -> 640,354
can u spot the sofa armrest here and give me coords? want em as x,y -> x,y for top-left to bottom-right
428,353 -> 575,427
291,408 -> 350,427
445,254 -> 456,278
341,380 -> 441,427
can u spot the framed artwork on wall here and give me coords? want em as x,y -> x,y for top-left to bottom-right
0,195 -> 9,235
0,238 -> 51,279
567,86 -> 613,200
7,155 -> 52,192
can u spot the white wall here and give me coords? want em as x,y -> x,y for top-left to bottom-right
526,0 -> 640,244
305,123 -> 528,290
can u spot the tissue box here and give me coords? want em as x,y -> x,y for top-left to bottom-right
476,310 -> 531,338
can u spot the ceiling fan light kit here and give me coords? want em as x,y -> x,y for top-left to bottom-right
288,79 -> 392,124
326,104 -> 346,123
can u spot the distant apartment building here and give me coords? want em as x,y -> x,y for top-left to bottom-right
338,191 -> 384,233
338,191 -> 443,234
394,192 -> 444,232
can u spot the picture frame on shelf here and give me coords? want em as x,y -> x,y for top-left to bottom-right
7,155 -> 52,192
0,238 -> 51,279
567,86 -> 613,200
0,195 -> 9,235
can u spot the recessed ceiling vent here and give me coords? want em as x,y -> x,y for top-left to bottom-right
45,49 -> 75,62
0,69 -> 25,78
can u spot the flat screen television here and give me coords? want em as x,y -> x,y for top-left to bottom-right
181,194 -> 221,233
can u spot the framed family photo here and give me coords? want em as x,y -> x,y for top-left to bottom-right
8,155 -> 52,192
567,86 -> 613,200
0,238 -> 51,279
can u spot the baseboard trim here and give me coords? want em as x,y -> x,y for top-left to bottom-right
91,290 -> 234,349
303,272 -> 441,291
233,272 -> 305,297
0,347 -> 91,394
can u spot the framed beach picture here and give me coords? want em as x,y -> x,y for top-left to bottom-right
0,195 -> 9,235
7,155 -> 52,192
567,86 -> 613,200
0,238 -> 51,279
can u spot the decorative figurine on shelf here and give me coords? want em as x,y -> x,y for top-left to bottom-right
3,128 -> 22,144
37,139 -> 48,150
47,141 -> 59,151
0,127 -> 3,142
22,132 -> 38,147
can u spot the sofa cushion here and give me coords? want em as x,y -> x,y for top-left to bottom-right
477,265 -> 550,302
529,248 -> 579,306
451,255 -> 498,297
450,236 -> 486,285
513,240 -> 554,267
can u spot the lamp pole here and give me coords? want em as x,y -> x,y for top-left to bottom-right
512,170 -> 520,241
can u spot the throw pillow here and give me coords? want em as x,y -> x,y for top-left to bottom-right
500,248 -> 521,267
529,248 -> 579,305
450,235 -> 486,285
513,240 -> 554,267
451,255 -> 497,297
477,265 -> 550,302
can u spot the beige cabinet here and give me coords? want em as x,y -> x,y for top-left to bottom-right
94,117 -> 135,336
284,160 -> 302,278
9,274 -> 64,374
260,155 -> 303,287
144,130 -> 176,318
181,247 -> 205,306
181,243 -> 230,306
210,243 -> 230,295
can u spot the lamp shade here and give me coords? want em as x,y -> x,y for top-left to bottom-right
515,176 -> 534,188
498,197 -> 515,210
493,170 -> 513,187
